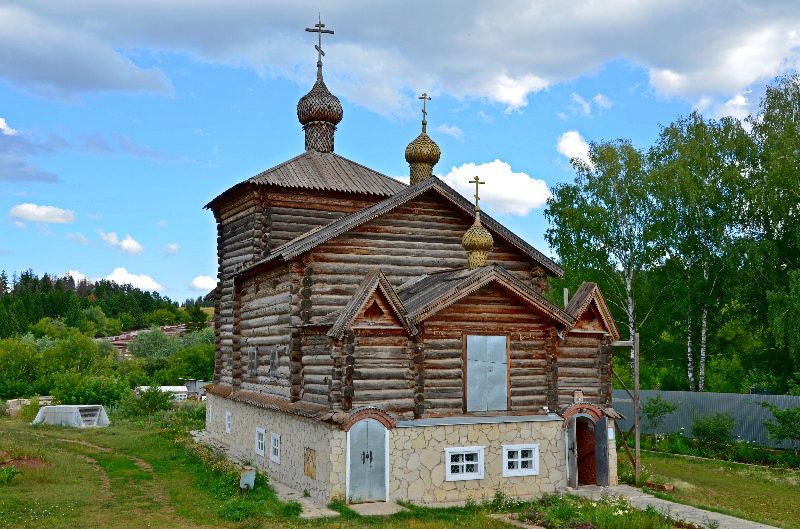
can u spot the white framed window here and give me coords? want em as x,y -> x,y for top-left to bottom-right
225,411 -> 232,434
255,427 -> 265,456
270,433 -> 281,464
502,444 -> 539,477
444,446 -> 485,481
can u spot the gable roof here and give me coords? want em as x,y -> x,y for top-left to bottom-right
565,282 -> 620,341
397,264 -> 574,326
237,176 -> 563,278
325,269 -> 417,338
205,150 -> 406,209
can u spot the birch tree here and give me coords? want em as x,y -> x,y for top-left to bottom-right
545,140 -> 663,367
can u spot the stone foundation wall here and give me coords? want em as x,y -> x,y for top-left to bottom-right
390,417 -> 565,505
205,394 -> 346,503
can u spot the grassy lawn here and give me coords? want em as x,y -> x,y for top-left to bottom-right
0,417 -> 511,529
626,451 -> 800,529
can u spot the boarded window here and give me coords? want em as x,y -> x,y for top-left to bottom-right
269,347 -> 278,377
466,335 -> 508,412
247,349 -> 257,375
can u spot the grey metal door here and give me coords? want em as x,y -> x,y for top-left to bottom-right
466,335 -> 508,412
566,418 -> 578,487
348,419 -> 386,502
594,416 -> 609,486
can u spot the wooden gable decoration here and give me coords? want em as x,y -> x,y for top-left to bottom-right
565,282 -> 620,341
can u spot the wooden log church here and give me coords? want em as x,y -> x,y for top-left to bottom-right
204,17 -> 621,505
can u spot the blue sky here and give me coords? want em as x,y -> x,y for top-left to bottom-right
1,1 -> 798,302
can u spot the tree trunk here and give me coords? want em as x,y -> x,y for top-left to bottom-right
687,317 -> 695,391
699,303 -> 707,392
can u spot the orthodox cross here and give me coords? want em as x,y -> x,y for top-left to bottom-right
305,14 -> 334,78
418,92 -> 431,132
469,176 -> 485,211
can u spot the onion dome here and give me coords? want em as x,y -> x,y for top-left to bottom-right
462,211 -> 494,270
297,77 -> 343,153
405,92 -> 441,185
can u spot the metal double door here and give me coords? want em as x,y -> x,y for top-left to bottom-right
348,418 -> 386,502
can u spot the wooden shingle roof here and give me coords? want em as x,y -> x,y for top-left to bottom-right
396,264 -> 574,325
237,177 -> 563,278
205,150 -> 406,209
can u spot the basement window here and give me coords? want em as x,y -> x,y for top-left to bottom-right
270,433 -> 281,464
444,446 -> 484,481
502,444 -> 539,477
225,411 -> 232,434
255,427 -> 265,457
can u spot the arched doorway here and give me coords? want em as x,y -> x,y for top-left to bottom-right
563,404 -> 610,488
575,416 -> 596,485
347,418 -> 388,502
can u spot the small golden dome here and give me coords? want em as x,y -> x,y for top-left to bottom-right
405,132 -> 441,165
462,213 -> 494,252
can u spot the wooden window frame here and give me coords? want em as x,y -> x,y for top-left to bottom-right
444,446 -> 485,481
255,427 -> 266,457
502,443 -> 540,477
462,333 -> 511,413
225,411 -> 232,434
270,432 -> 281,464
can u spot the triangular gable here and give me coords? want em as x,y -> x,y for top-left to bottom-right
237,177 -> 563,279
398,264 -> 574,326
565,282 -> 620,341
326,269 -> 417,338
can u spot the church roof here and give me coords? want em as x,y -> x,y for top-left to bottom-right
397,264 -> 573,325
205,150 -> 406,209
237,176 -> 563,278
565,281 -> 620,340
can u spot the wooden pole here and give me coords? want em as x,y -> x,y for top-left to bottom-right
633,331 -> 641,486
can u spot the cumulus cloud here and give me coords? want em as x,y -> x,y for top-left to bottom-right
106,267 -> 163,291
0,117 -> 18,136
557,131 -> 592,167
440,159 -> 550,216
9,202 -> 75,223
63,269 -> 88,282
99,230 -> 144,254
2,2 -> 798,114
713,92 -> 752,121
165,243 -> 179,254
66,232 -> 89,245
190,275 -> 217,291
434,124 -> 464,140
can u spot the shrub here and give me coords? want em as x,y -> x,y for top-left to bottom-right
51,372 -> 129,407
0,466 -> 21,486
118,386 -> 174,418
760,403 -> 800,448
128,329 -> 180,359
642,394 -> 678,433
18,396 -> 40,422
692,413 -> 735,447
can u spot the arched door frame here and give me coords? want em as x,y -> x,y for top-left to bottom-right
561,403 -> 610,487
345,418 -> 390,503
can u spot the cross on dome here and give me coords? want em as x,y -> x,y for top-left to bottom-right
305,14 -> 334,80
418,92 -> 431,132
469,176 -> 485,212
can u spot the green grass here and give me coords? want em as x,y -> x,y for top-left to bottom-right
621,450 -> 800,529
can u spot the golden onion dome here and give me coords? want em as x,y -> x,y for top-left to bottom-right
404,131 -> 441,166
462,213 -> 494,253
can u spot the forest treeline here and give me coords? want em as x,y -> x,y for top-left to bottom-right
546,74 -> 800,395
0,269 -> 209,339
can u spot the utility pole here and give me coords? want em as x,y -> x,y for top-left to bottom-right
633,331 -> 641,485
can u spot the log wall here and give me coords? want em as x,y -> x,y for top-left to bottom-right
556,331 -> 612,408
306,190 -> 551,323
420,286 -> 553,416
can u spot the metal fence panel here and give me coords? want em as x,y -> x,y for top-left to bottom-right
612,390 -> 800,449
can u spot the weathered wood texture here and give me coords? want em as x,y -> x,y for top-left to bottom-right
304,191 -> 550,324
420,285 -> 553,416
556,326 -> 608,408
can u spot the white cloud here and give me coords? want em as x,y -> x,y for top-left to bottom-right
9,203 -> 75,223
99,230 -> 144,254
155,219 -> 168,228
66,232 -> 88,245
713,92 -> 751,121
190,275 -> 216,291
105,267 -> 163,291
433,124 -> 464,140
440,159 -> 550,216
592,93 -> 613,109
0,117 -> 18,136
165,243 -> 179,254
63,269 -> 87,282
570,93 -> 591,116
13,220 -> 25,229
557,131 -> 592,167
1,3 -> 799,115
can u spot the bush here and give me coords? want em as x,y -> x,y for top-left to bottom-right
692,412 -> 735,447
760,403 -> 800,448
0,466 -> 21,486
51,372 -> 129,407
642,394 -> 678,433
118,386 -> 174,418
18,396 -> 40,422
128,329 -> 180,359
